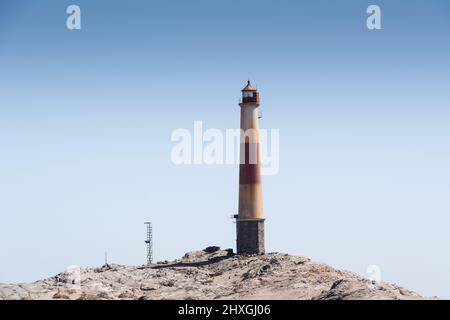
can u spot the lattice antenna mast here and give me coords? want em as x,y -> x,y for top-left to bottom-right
144,222 -> 153,264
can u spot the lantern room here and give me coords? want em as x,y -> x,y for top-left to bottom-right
241,80 -> 260,104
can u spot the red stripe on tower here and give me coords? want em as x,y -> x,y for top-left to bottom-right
239,142 -> 261,184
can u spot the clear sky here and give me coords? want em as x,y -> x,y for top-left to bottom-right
0,0 -> 449,298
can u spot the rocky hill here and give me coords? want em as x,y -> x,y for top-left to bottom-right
0,247 -> 430,300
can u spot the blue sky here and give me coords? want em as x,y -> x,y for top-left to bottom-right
0,0 -> 449,298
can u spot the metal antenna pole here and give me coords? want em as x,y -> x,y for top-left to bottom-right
144,222 -> 153,264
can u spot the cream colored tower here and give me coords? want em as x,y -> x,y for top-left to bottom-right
236,81 -> 265,254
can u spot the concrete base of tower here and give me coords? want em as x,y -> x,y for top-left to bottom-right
236,219 -> 265,255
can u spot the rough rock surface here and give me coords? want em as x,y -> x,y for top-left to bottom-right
0,247 -> 431,300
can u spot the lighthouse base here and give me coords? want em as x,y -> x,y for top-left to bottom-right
236,219 -> 265,255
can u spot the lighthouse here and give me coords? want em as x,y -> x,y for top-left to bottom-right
236,81 -> 265,255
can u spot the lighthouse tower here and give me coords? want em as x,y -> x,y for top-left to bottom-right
236,81 -> 265,255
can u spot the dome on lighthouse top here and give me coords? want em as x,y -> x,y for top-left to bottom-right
242,80 -> 257,92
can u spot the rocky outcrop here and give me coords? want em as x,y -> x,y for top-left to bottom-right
0,248 -> 431,300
